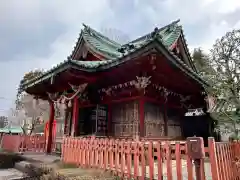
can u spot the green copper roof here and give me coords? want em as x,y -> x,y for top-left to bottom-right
0,126 -> 23,134
22,20 -> 208,91
81,24 -> 122,59
71,20 -> 182,60
129,20 -> 181,49
22,38 -> 208,90
71,59 -> 114,68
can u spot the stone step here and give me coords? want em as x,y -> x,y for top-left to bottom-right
14,161 -> 32,175
0,168 -> 27,180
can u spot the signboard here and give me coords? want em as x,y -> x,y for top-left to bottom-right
186,137 -> 205,159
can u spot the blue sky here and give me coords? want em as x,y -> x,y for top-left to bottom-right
0,0 -> 240,115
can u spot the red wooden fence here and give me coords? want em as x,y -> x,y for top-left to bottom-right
1,134 -> 22,152
1,134 -> 46,153
1,134 -> 240,179
61,137 -> 209,179
0,134 -> 60,153
209,139 -> 240,180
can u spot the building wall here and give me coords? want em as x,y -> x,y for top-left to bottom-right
166,107 -> 182,138
111,101 -> 139,138
144,102 -> 182,138
144,102 -> 165,137
111,101 -> 182,139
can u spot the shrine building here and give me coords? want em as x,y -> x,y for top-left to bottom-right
21,20 -> 215,153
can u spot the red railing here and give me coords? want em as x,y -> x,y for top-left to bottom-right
207,138 -> 240,180
1,134 -> 46,153
19,135 -> 46,152
2,134 -> 240,179
61,137 -> 208,179
1,134 -> 22,152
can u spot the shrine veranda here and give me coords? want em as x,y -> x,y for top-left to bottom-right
21,20 -> 215,153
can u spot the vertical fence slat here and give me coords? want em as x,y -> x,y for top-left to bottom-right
140,141 -> 145,180
126,141 -> 131,179
223,144 -> 230,179
148,141 -> 154,180
200,159 -> 206,180
175,142 -> 183,180
156,141 -> 163,180
228,143 -> 234,179
185,143 -> 193,180
133,142 -> 139,179
208,137 -> 220,180
165,141 -> 173,180
109,139 -> 113,170
120,140 -> 124,177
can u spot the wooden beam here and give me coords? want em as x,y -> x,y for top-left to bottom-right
102,96 -> 141,105
143,96 -> 182,109
66,70 -> 97,83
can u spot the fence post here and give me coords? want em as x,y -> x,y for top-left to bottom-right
208,137 -> 220,180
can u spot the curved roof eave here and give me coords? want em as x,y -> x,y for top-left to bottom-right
23,37 -> 209,91
153,38 -> 209,88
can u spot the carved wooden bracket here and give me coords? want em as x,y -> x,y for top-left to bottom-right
133,76 -> 151,94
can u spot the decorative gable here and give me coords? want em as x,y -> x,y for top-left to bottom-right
71,41 -> 102,61
70,24 -> 122,61
171,34 -> 197,72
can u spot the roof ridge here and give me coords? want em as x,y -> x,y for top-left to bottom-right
129,19 -> 180,44
82,23 -> 121,48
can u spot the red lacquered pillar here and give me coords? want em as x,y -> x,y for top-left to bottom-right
72,96 -> 79,136
46,101 -> 55,154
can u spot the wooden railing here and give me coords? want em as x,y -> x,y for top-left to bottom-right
61,137 -> 208,179
2,134 -> 240,179
211,140 -> 240,180
0,134 -> 63,154
1,134 -> 46,153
